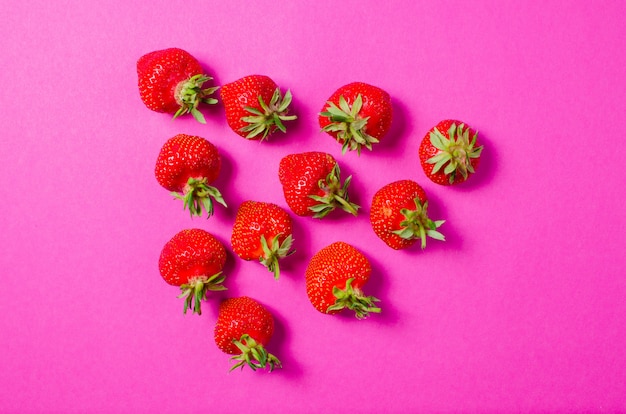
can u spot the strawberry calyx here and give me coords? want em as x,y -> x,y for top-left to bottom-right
327,278 -> 381,319
240,88 -> 297,140
259,234 -> 295,280
178,272 -> 227,315
230,334 -> 281,372
172,177 -> 227,218
174,74 -> 219,124
426,122 -> 484,184
308,164 -> 360,218
320,94 -> 379,155
392,197 -> 445,249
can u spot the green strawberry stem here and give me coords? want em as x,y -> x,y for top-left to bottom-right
178,272 -> 227,315
240,88 -> 297,140
230,334 -> 281,372
426,122 -> 484,184
392,197 -> 445,249
259,234 -> 295,280
308,164 -> 360,218
327,278 -> 381,319
172,177 -> 227,218
320,94 -> 379,155
173,74 -> 219,124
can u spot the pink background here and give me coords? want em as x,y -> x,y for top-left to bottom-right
1,1 -> 625,413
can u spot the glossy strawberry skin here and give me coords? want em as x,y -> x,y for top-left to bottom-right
214,296 -> 275,355
158,228 -> 226,287
370,180 -> 428,250
137,48 -> 204,114
305,242 -> 372,314
419,120 -> 482,186
155,134 -> 221,192
278,152 -> 338,216
231,201 -> 293,261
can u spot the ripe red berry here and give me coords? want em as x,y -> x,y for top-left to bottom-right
137,48 -> 218,123
158,228 -> 227,315
419,120 -> 484,185
214,296 -> 281,372
231,201 -> 295,280
370,180 -> 445,250
305,241 -> 380,319
154,134 -> 227,218
319,82 -> 392,154
278,152 -> 359,218
220,75 -> 296,140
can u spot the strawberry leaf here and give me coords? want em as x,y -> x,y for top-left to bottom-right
391,198 -> 445,249
259,234 -> 295,280
320,93 -> 379,155
307,163 -> 359,218
178,272 -> 227,315
426,122 -> 484,184
328,278 -> 381,319
229,334 -> 281,372
173,74 -> 218,124
172,177 -> 227,218
238,88 -> 297,141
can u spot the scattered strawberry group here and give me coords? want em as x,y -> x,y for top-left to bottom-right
140,47 -> 486,373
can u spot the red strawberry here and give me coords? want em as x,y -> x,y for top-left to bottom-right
214,296 -> 281,372
219,75 -> 296,140
231,201 -> 295,280
319,82 -> 392,154
305,241 -> 380,319
419,120 -> 484,185
158,228 -> 227,315
370,180 -> 445,250
137,48 -> 218,123
155,134 -> 227,218
278,152 -> 359,218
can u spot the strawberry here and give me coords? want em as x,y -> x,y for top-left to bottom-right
231,201 -> 295,280
155,134 -> 227,218
305,241 -> 380,319
319,82 -> 392,154
137,48 -> 218,123
419,120 -> 484,185
219,75 -> 296,140
158,228 -> 227,315
370,180 -> 445,250
278,152 -> 359,218
214,296 -> 281,372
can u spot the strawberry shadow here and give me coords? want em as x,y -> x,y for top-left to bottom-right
277,90 -> 308,140
278,215 -> 312,278
376,96 -> 413,158
196,60 -> 224,120
263,302 -> 304,378
214,149 -> 242,223
360,247 -> 400,325
396,186 -> 463,255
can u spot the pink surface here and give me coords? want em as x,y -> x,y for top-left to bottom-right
1,1 -> 625,412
